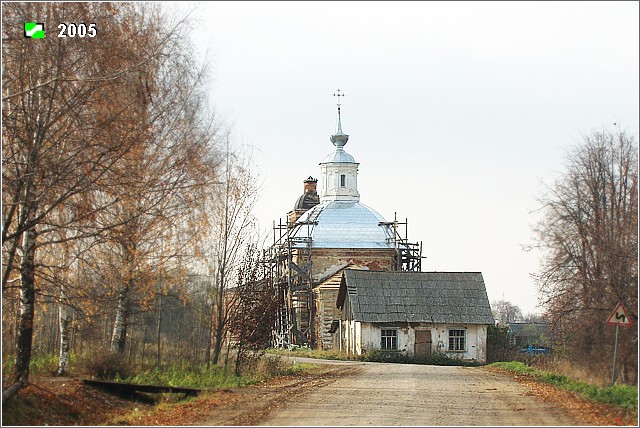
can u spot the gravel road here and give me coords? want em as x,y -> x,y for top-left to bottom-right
259,360 -> 581,426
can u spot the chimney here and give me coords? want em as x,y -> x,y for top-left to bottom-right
304,176 -> 318,194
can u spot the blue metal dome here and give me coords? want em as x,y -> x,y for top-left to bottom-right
291,200 -> 394,249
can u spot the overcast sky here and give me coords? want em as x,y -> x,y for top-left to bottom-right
178,1 -> 639,316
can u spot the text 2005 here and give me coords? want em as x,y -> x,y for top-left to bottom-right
58,23 -> 97,38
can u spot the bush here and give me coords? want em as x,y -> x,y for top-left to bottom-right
487,325 -> 517,363
361,350 -> 482,366
255,355 -> 286,378
78,351 -> 132,380
363,349 -> 413,363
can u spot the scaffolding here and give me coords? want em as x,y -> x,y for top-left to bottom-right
269,211 -> 424,348
379,212 -> 424,272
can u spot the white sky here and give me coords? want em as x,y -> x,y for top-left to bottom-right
178,1 -> 639,316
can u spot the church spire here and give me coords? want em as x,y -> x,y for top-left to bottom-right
321,89 -> 359,202
334,89 -> 344,134
331,89 -> 349,148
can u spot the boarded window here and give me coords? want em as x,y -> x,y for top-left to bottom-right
381,329 -> 397,350
448,329 -> 466,351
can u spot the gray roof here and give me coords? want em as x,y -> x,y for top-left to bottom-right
292,201 -> 394,249
338,270 -> 495,325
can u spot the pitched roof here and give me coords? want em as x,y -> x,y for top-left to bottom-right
337,270 -> 495,325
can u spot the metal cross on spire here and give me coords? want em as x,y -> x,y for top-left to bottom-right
333,88 -> 344,107
333,89 -> 345,134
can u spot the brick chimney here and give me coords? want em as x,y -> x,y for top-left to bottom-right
304,176 -> 318,194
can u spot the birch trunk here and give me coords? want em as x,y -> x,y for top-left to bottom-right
57,299 -> 73,375
110,286 -> 129,353
57,241 -> 73,376
156,293 -> 162,365
13,154 -> 38,385
14,221 -> 36,384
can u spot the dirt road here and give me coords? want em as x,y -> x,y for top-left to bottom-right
197,358 -> 584,426
259,360 -> 580,426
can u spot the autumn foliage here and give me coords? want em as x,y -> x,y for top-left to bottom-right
2,2 -> 262,404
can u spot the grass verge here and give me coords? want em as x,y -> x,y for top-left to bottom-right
116,356 -> 314,389
490,361 -> 637,412
2,355 -> 319,426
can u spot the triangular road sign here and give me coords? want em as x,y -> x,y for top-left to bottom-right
606,302 -> 632,327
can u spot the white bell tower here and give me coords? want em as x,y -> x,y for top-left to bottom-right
320,89 -> 360,202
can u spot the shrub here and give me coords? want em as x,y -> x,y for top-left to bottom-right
28,353 -> 59,376
361,350 -> 482,366
78,351 -> 132,380
364,349 -> 413,363
487,325 -> 517,363
255,355 -> 286,378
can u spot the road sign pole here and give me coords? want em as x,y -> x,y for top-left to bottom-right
611,324 -> 619,386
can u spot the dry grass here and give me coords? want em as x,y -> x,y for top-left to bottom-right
533,357 -> 612,387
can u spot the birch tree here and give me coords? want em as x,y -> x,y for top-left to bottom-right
1,2 -> 220,394
99,20 -> 220,354
2,2 -> 160,389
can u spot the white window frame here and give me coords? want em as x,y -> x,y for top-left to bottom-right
448,329 -> 466,352
380,328 -> 398,350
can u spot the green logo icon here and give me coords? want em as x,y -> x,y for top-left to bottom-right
24,22 -> 45,39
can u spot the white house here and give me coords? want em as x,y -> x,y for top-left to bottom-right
335,269 -> 495,363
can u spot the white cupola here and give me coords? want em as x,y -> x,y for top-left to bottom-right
319,91 -> 360,202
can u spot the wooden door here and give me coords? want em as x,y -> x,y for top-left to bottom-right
415,329 -> 432,359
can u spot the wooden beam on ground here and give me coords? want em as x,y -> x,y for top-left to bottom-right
82,379 -> 201,396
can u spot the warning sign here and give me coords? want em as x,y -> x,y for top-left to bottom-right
606,302 -> 632,327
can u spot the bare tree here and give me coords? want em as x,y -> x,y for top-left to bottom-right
521,312 -> 546,324
206,140 -> 260,367
230,245 -> 278,376
532,128 -> 638,384
491,299 -> 523,326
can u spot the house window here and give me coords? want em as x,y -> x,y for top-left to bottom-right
449,329 -> 466,351
340,174 -> 346,187
381,329 -> 398,350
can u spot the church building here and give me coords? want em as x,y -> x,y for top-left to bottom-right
270,92 -> 492,362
